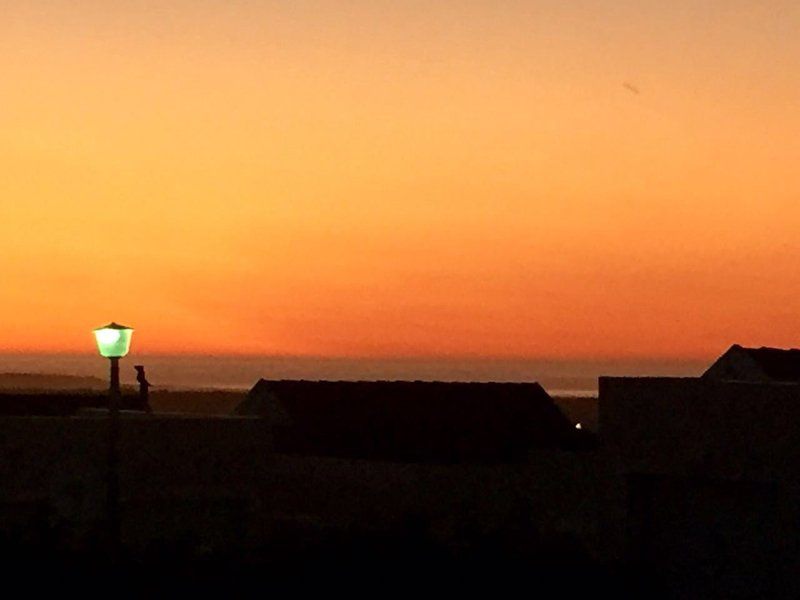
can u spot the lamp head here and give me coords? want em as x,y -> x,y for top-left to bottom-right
93,322 -> 133,358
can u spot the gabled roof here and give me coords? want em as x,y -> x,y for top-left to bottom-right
236,379 -> 589,463
703,344 -> 800,383
737,345 -> 800,382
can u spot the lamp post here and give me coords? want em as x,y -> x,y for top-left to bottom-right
93,322 -> 134,396
93,322 -> 133,559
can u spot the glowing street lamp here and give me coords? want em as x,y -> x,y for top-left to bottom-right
93,322 -> 133,396
93,322 -> 133,358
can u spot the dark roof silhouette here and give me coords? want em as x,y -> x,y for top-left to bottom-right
743,347 -> 800,381
704,344 -> 800,383
235,380 -> 589,463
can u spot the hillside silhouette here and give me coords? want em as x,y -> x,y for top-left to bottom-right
0,373 -> 107,391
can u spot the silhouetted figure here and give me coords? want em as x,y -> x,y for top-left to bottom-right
134,365 -> 152,413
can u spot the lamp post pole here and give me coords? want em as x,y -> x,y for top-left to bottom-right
93,322 -> 133,561
107,355 -> 121,559
109,356 -> 121,399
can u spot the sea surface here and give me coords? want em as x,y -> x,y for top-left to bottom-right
0,353 -> 708,396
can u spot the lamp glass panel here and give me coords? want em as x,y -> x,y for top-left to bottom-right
94,327 -> 133,358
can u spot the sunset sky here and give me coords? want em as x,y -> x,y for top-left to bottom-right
1,1 -> 799,359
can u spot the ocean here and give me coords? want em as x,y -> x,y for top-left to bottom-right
0,353 -> 708,396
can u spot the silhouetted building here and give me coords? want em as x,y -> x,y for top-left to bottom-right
600,375 -> 800,598
236,380 -> 591,463
703,344 -> 800,383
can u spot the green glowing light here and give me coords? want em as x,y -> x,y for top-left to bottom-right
93,322 -> 133,358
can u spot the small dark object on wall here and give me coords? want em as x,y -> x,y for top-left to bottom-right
134,365 -> 153,413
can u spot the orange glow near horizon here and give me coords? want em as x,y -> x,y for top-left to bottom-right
1,2 -> 799,359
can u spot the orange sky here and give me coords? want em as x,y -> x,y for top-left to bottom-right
1,1 -> 799,358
